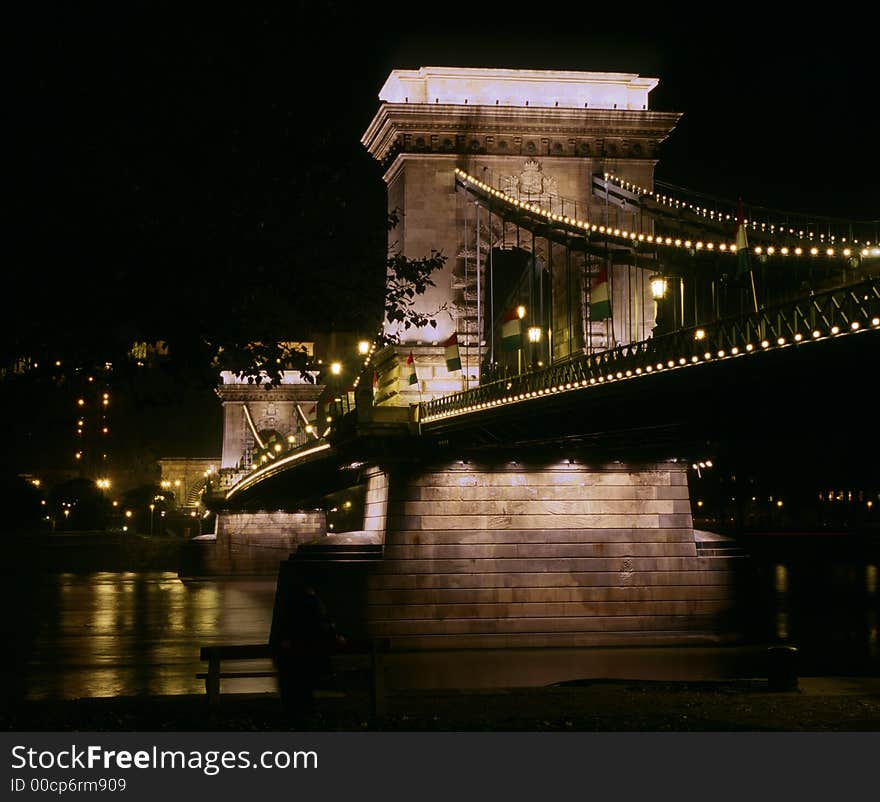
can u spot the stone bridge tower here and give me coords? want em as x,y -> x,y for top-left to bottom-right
362,67 -> 680,404
215,370 -> 323,491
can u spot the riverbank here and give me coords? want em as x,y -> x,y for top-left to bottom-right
1,531 -> 184,572
4,676 -> 880,731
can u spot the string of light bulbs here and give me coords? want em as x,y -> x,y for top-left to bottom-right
603,173 -> 876,247
455,169 -> 877,259
420,307 -> 880,424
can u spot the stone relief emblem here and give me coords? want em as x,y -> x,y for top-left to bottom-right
519,159 -> 544,194
501,173 -> 519,196
501,160 -> 559,210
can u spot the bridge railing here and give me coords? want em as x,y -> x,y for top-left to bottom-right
420,278 -> 880,423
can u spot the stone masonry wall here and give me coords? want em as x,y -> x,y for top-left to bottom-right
361,460 -> 740,649
183,510 -> 325,576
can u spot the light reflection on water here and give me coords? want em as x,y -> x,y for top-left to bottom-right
763,557 -> 880,673
20,572 -> 278,701
774,564 -> 789,639
774,564 -> 788,593
868,565 -> 878,660
11,558 -> 880,701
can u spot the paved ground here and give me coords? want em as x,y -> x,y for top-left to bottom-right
5,643 -> 878,732
5,674 -> 880,732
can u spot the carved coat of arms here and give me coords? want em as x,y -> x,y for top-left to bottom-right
502,160 -> 559,209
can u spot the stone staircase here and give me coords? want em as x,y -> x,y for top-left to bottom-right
694,531 -> 750,559
294,533 -> 384,563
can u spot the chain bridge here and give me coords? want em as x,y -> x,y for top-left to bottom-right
196,68 -> 879,653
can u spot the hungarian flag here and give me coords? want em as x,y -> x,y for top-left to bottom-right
444,333 -> 462,372
371,369 -> 378,398
501,308 -> 522,351
405,351 -> 418,385
734,199 -> 751,280
590,267 -> 612,319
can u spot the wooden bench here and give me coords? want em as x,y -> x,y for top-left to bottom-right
198,639 -> 386,716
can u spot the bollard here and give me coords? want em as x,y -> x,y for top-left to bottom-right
370,640 -> 386,719
767,645 -> 799,691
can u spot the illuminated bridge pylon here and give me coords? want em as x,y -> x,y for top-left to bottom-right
362,67 -> 878,410
361,66 -> 681,405
204,67 -> 879,657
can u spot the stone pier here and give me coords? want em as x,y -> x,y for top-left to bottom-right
181,509 -> 326,576
291,456 -> 745,649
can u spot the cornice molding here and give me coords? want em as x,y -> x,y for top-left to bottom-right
381,152 -> 659,185
216,385 -> 325,403
363,103 -> 681,163
379,67 -> 659,109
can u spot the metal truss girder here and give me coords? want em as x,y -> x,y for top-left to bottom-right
421,277 -> 880,425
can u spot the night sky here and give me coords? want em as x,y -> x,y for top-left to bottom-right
7,4 -> 878,476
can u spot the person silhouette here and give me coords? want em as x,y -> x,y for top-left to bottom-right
270,577 -> 343,720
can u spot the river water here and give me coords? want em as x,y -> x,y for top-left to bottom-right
5,572 -> 278,701
4,553 -> 878,702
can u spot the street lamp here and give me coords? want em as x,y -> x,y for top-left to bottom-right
527,326 -> 542,370
649,273 -> 668,334
357,340 -> 370,356
515,306 -> 527,374
149,503 -> 155,536
649,274 -> 668,300
330,361 -> 342,376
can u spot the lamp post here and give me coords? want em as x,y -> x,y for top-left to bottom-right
516,306 -> 526,374
649,274 -> 668,334
324,361 -> 345,419
149,503 -> 155,536
527,326 -> 542,369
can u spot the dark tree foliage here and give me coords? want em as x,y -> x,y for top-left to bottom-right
49,478 -> 107,531
380,210 -> 447,343
3,6 -> 449,479
5,7 -> 445,390
0,474 -> 45,532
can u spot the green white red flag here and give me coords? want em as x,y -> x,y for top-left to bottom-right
405,351 -> 418,385
590,267 -> 611,319
501,308 -> 522,351
444,333 -> 462,372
